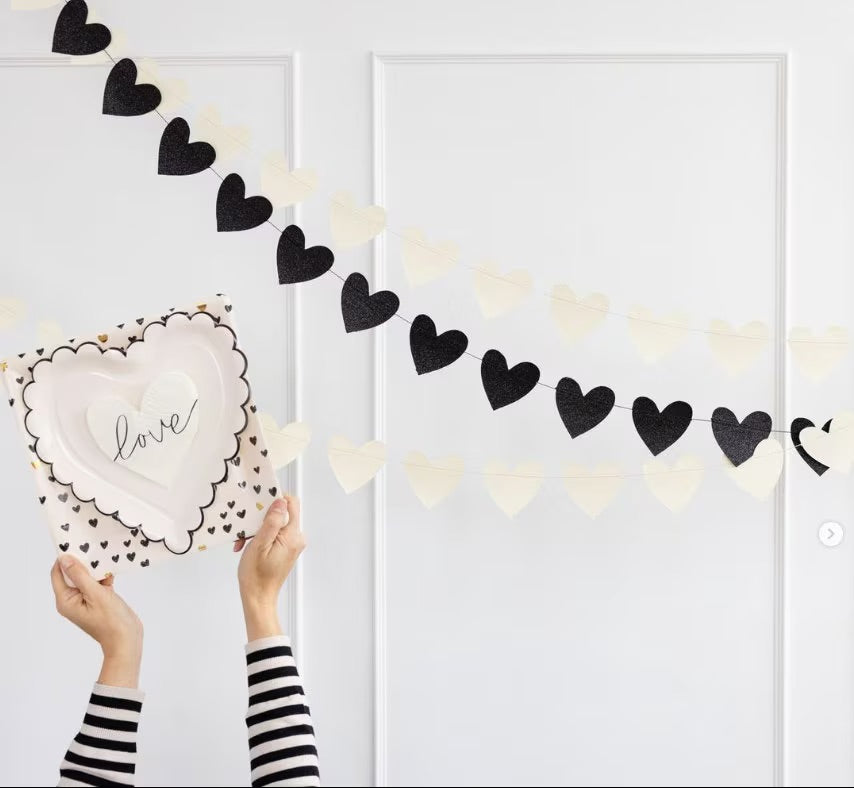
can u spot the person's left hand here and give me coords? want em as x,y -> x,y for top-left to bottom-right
50,555 -> 143,688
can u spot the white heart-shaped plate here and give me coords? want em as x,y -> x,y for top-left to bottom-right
22,312 -> 249,553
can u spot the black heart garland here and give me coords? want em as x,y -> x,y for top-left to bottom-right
791,417 -> 833,476
409,314 -> 469,375
632,397 -> 693,456
52,0 -> 111,56
158,117 -> 216,176
103,58 -> 162,117
480,350 -> 540,410
556,378 -> 615,438
276,224 -> 335,284
216,173 -> 273,232
341,273 -> 400,333
711,408 -> 772,466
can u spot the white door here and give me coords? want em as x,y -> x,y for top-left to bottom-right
1,2 -> 852,786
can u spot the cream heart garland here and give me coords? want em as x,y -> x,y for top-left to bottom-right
330,191 -> 386,249
403,452 -> 464,508
196,105 -> 250,162
328,436 -> 386,493
258,413 -> 312,470
0,297 -> 26,330
627,307 -> 690,363
483,461 -> 544,518
472,262 -> 532,319
400,228 -> 458,287
260,152 -> 318,209
798,411 -> 854,473
549,285 -> 608,346
724,438 -> 784,499
643,455 -> 704,512
563,463 -> 623,519
789,326 -> 849,383
707,320 -> 769,375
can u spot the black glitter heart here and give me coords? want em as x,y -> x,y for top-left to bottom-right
276,224 -> 334,284
102,58 -> 162,117
341,272 -> 400,333
555,378 -> 615,439
52,0 -> 111,56
711,408 -> 772,466
480,349 -> 540,410
158,117 -> 216,176
632,397 -> 693,456
409,314 -> 468,375
216,173 -> 273,232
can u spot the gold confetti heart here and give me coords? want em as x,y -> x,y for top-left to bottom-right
0,362 -> 7,372
256,502 -> 264,510
197,544 -> 207,551
97,334 -> 108,344
196,304 -> 207,312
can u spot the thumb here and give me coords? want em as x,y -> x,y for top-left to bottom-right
59,554 -> 101,598
255,498 -> 289,547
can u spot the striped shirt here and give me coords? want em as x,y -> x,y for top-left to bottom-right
58,635 -> 319,787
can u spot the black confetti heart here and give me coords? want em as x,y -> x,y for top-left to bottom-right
711,408 -> 772,466
253,466 -> 260,474
223,524 -> 232,533
103,58 -> 161,117
632,397 -> 693,456
36,349 -> 44,356
250,405 -> 257,413
791,417 -> 833,476
480,349 -> 540,410
238,481 -> 247,489
39,496 -> 46,505
140,539 -> 149,547
555,378 -> 615,439
225,304 -> 233,312
341,272 -> 400,332
253,484 -> 261,494
72,505 -> 81,513
59,543 -> 69,552
88,518 -> 98,527
227,500 -> 235,509
237,509 -> 246,519
250,436 -> 257,445
8,399 -> 14,407
220,511 -> 228,519
208,526 -> 215,534
233,457 -> 241,467
58,493 -> 68,503
216,173 -> 273,232
409,314 -> 468,375
158,117 -> 216,176
136,317 -> 144,325
52,0 -> 111,56
15,377 -> 23,385
141,559 -> 150,567
112,554 -> 120,563
276,224 -> 335,284
126,552 -> 136,562
100,541 -> 108,549
123,539 -> 131,547
60,523 -> 70,532
91,560 -> 100,569
269,487 -> 277,496
79,543 -> 89,553
261,449 -> 268,457
130,528 -> 138,536
237,530 -> 246,540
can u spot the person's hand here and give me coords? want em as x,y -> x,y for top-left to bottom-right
50,555 -> 143,688
234,495 -> 305,640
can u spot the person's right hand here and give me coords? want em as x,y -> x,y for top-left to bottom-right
234,495 -> 305,640
50,555 -> 143,688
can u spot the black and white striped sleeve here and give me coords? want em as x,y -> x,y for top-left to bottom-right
58,683 -> 143,787
245,636 -> 320,787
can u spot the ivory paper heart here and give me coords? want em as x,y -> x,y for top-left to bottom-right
328,436 -> 386,493
400,228 -> 458,287
258,412 -> 312,469
0,297 -> 26,329
798,411 -> 854,473
86,371 -> 199,487
789,326 -> 849,382
724,438 -> 783,499
549,285 -> 609,345
260,152 -> 318,209
563,464 -> 622,519
483,462 -> 544,518
643,455 -> 704,512
403,452 -> 464,508
23,313 -> 248,553
330,191 -> 386,249
707,320 -> 769,375
627,307 -> 690,363
472,262 -> 532,319
137,59 -> 189,114
196,105 -> 251,162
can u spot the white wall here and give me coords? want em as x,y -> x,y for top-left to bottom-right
1,2 -> 853,786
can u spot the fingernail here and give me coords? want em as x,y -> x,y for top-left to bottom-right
271,498 -> 287,513
59,555 -> 73,570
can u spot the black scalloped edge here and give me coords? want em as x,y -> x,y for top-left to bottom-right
21,310 -> 250,555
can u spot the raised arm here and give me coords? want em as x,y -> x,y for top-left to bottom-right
51,555 -> 144,787
234,496 -> 320,787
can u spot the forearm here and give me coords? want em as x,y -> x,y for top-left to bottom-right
245,635 -> 319,787
58,682 -> 144,787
